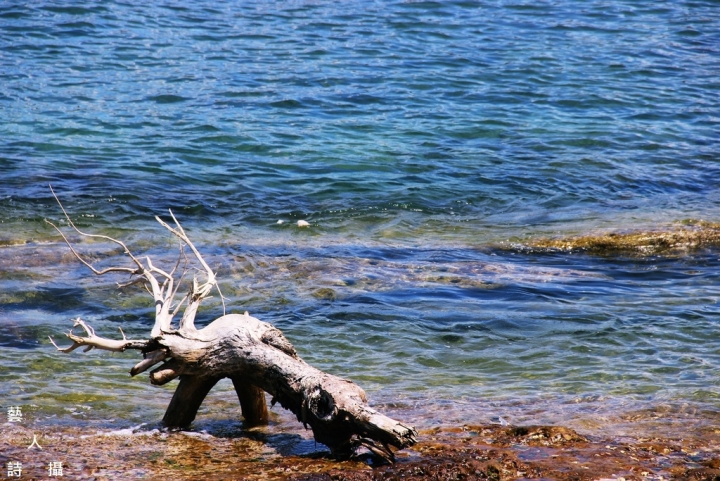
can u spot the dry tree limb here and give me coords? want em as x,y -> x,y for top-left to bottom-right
48,318 -> 148,353
47,190 -> 417,462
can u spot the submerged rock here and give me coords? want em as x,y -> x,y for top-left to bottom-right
523,220 -> 720,255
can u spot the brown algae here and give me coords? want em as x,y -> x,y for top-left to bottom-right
3,418 -> 720,480
522,220 -> 720,255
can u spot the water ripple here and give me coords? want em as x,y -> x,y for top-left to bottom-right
1,0 -> 719,434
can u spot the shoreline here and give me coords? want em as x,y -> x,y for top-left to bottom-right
2,414 -> 719,480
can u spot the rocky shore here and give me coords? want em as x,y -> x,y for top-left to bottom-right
3,420 -> 719,480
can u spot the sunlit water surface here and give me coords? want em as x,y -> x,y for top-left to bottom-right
1,0 -> 719,452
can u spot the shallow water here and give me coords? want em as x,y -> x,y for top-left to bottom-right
1,0 -> 719,461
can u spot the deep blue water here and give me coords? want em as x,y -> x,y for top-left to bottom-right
1,0 -> 719,439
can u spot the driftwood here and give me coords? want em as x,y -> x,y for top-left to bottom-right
47,191 -> 416,461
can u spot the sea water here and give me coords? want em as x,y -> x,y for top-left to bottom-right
1,0 -> 719,442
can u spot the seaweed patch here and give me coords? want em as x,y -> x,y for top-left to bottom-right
521,220 -> 720,255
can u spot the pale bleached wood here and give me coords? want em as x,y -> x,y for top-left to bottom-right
48,194 -> 417,461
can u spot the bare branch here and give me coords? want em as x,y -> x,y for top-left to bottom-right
117,277 -> 148,290
130,349 -> 169,377
171,293 -> 190,318
49,318 -> 147,353
169,243 -> 187,281
45,219 -> 139,277
46,187 -> 179,337
168,247 -> 190,316
146,256 -> 173,283
46,187 -> 173,336
150,360 -> 182,385
214,268 -> 227,315
47,185 -> 146,273
155,211 -> 225,331
155,212 -> 214,281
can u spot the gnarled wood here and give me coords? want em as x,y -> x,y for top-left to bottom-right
163,375 -> 221,428
152,313 -> 416,458
231,378 -> 269,426
48,191 -> 417,461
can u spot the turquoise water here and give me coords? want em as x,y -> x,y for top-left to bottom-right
1,1 -> 719,439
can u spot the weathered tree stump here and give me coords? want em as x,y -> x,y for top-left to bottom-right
47,191 -> 416,461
